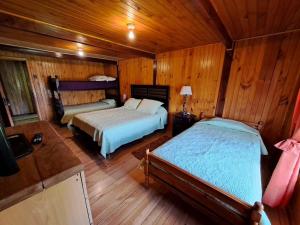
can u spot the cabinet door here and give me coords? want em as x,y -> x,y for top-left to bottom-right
0,173 -> 91,225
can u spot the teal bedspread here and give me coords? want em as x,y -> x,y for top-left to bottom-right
154,118 -> 270,225
71,107 -> 167,158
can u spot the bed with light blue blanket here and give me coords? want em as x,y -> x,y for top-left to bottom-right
70,106 -> 167,158
153,118 -> 270,225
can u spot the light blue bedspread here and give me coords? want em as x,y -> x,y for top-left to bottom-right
71,107 -> 167,158
154,118 -> 271,225
100,108 -> 166,158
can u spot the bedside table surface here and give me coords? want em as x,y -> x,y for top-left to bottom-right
172,112 -> 197,136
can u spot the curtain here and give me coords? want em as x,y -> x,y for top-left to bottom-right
263,89 -> 300,207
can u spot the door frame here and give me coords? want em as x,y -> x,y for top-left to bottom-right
0,57 -> 40,124
0,79 -> 14,126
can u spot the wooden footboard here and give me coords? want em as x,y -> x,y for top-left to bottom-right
144,149 -> 264,225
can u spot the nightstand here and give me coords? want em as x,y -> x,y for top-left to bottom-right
172,112 -> 197,136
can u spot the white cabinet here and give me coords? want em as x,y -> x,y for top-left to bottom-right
0,172 -> 93,225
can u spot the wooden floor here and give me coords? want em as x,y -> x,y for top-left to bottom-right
53,124 -> 290,225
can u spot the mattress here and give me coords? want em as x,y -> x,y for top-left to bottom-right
70,107 -> 167,158
153,118 -> 270,225
61,99 -> 116,124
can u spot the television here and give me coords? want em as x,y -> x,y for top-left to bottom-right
0,123 -> 20,176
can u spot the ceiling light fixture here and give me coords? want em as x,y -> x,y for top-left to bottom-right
128,30 -> 135,40
76,42 -> 83,48
127,23 -> 135,40
77,49 -> 85,57
76,42 -> 85,57
54,52 -> 63,58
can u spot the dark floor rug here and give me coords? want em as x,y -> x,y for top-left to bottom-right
132,135 -> 171,160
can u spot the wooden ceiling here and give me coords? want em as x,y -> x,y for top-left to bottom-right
0,0 -> 225,59
210,0 -> 300,40
0,0 -> 299,59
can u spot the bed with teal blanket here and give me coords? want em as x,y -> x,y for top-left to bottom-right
70,106 -> 168,158
146,118 -> 270,225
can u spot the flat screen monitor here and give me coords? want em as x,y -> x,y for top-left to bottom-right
0,123 -> 20,176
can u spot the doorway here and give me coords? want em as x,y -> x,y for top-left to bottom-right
0,59 -> 39,127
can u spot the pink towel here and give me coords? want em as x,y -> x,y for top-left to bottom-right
263,139 -> 300,207
263,89 -> 300,207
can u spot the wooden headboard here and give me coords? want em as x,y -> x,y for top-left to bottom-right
200,113 -> 264,131
131,85 -> 169,111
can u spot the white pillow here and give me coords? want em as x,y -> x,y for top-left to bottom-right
124,98 -> 141,109
88,75 -> 116,81
101,99 -> 116,105
106,76 -> 116,81
88,75 -> 107,81
137,99 -> 163,114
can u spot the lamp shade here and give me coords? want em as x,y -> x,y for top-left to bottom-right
180,86 -> 192,96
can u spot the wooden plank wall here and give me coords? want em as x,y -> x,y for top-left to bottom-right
156,43 -> 225,117
223,32 -> 300,145
0,50 -> 115,121
119,57 -> 153,99
60,91 -> 105,106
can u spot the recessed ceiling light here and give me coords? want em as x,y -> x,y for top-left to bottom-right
77,49 -> 85,57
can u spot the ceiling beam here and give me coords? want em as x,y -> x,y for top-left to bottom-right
194,0 -> 234,116
0,44 -> 118,64
0,25 -> 129,59
0,10 -> 155,59
196,0 -> 233,49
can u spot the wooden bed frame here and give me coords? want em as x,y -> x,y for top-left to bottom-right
144,119 -> 265,225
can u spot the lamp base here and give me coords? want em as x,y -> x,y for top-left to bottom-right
182,95 -> 188,115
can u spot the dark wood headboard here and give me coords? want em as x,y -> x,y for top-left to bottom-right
131,85 -> 169,111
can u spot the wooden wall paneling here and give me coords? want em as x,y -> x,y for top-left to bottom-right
103,64 -> 118,77
60,91 -> 105,106
223,32 -> 300,145
0,50 -> 113,121
265,35 -> 300,140
119,57 -> 154,99
156,43 -> 226,117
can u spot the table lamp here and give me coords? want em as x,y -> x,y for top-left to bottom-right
180,86 -> 192,115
